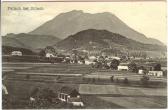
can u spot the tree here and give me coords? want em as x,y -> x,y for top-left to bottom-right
110,59 -> 120,70
39,50 -> 46,57
154,63 -> 161,71
140,75 -> 149,86
45,46 -> 57,55
128,62 -> 138,73
110,76 -> 114,82
123,78 -> 129,84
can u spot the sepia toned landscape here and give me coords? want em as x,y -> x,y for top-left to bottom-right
2,1 -> 167,109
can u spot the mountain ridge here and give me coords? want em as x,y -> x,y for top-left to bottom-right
56,29 -> 166,53
29,10 -> 163,46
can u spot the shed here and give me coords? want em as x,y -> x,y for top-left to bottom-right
58,86 -> 84,107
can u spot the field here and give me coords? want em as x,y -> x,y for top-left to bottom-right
2,62 -> 167,109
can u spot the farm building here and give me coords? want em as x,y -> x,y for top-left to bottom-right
58,86 -> 84,107
118,63 -> 129,71
11,51 -> 22,56
148,71 -> 163,77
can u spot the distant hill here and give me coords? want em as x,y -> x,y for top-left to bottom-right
2,33 -> 60,52
30,10 -> 163,46
56,29 -> 166,57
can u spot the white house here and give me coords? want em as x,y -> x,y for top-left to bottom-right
11,51 -> 22,56
111,56 -> 121,60
89,56 -> 97,60
118,63 -> 129,71
2,84 -> 8,95
138,69 -> 144,74
85,60 -> 96,65
58,86 -> 84,107
148,71 -> 163,77
46,53 -> 55,58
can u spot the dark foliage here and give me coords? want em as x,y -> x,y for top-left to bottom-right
128,62 -> 138,73
140,75 -> 150,86
123,78 -> 129,84
2,46 -> 36,55
110,59 -> 120,70
154,63 -> 161,71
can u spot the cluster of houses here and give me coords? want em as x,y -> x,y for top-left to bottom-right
10,50 -> 166,78
85,55 -> 166,77
117,62 -> 165,77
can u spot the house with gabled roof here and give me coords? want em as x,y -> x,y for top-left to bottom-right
58,86 -> 84,107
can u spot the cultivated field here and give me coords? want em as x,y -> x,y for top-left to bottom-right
2,62 -> 167,109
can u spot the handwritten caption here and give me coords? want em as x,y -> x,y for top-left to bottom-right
8,6 -> 44,11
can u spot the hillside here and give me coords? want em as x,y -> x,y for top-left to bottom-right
2,46 -> 36,55
2,33 -> 60,52
30,10 -> 163,45
56,29 -> 166,56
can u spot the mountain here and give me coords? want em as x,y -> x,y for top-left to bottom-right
2,33 -> 60,52
56,29 -> 166,57
30,10 -> 163,45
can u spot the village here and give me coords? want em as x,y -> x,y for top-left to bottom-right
2,48 -> 167,109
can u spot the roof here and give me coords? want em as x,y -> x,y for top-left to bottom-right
68,97 -> 81,102
59,86 -> 80,97
119,63 -> 129,66
12,51 -> 22,53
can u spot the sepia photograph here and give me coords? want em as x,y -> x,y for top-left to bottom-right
1,1 -> 167,109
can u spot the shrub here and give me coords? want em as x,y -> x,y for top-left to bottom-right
154,63 -> 161,71
26,74 -> 30,80
116,78 -> 119,83
128,62 -> 138,73
92,78 -> 95,83
110,59 -> 120,70
123,78 -> 129,84
140,75 -> 149,86
110,76 -> 114,82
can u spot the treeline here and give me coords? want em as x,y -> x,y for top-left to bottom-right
2,46 -> 36,55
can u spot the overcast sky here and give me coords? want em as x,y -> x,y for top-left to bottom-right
1,1 -> 167,44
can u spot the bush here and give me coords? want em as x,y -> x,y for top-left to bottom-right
123,78 -> 129,84
26,74 -> 30,80
92,78 -> 95,83
128,62 -> 138,73
140,75 -> 149,86
116,78 -> 119,83
110,76 -> 114,82
154,63 -> 161,71
110,59 -> 120,70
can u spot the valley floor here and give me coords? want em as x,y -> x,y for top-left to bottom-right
2,62 -> 167,109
